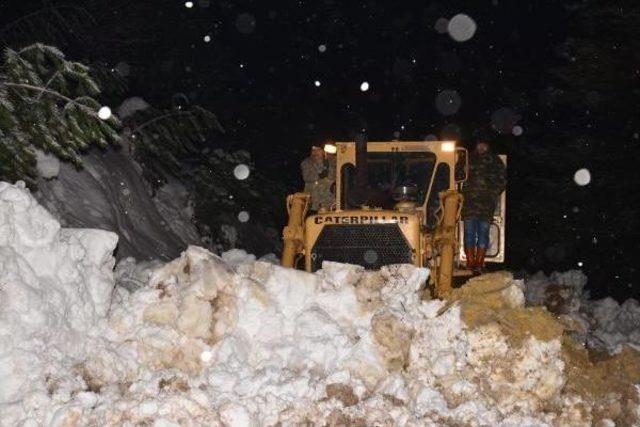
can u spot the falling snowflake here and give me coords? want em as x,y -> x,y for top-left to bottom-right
435,90 -> 461,115
447,14 -> 477,42
234,164 -> 250,180
364,250 -> 378,265
235,13 -> 256,34
115,62 -> 130,77
184,1 -> 194,8
314,80 -> 321,87
573,168 -> 591,186
491,107 -> 521,134
512,125 -> 523,136
238,211 -> 250,223
318,44 -> 327,53
98,106 -> 112,120
441,123 -> 462,140
434,18 -> 449,34
360,81 -> 370,92
204,35 -> 211,42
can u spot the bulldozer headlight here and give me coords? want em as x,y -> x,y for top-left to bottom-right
324,143 -> 337,154
441,142 -> 455,152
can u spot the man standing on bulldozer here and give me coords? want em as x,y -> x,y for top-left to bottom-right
462,137 -> 506,273
301,144 -> 336,211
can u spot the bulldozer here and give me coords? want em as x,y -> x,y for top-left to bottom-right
281,135 -> 506,297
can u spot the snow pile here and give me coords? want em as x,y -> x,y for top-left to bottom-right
35,147 -> 201,261
525,270 -> 640,352
587,298 -> 640,350
2,187 -> 640,426
0,182 -> 117,420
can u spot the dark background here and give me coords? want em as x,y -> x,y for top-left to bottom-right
1,0 -> 638,300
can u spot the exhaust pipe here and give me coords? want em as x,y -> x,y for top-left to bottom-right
351,132 -> 369,206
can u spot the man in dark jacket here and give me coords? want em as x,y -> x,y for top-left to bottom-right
462,138 -> 506,273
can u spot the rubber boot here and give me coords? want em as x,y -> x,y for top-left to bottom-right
474,248 -> 487,275
465,248 -> 476,270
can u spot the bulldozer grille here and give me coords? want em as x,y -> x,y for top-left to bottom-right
310,224 -> 413,271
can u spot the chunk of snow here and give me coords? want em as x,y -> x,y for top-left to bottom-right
35,149 -> 61,179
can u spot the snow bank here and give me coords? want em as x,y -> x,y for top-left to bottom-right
525,270 -> 640,352
35,146 -> 201,262
2,186 -> 640,426
0,182 -> 117,419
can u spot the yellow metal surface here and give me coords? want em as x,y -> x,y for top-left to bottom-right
280,139 -> 504,297
281,193 -> 310,268
432,190 -> 463,298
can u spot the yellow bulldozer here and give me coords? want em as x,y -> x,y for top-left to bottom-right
281,135 -> 506,297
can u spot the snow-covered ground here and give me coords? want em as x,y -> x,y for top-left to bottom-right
1,182 -> 639,426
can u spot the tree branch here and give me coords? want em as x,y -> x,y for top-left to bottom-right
1,81 -> 99,119
35,70 -> 61,101
131,111 -> 195,135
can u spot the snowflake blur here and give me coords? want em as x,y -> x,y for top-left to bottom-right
233,164 -> 250,180
574,168 -> 591,186
98,106 -> 112,120
447,14 -> 477,42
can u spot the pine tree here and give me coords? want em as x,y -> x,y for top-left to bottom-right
0,43 -> 120,184
124,106 -> 224,188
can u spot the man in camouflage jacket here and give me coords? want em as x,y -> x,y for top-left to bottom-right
301,146 -> 336,211
461,139 -> 506,272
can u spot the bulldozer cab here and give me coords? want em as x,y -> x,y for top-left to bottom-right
334,140 -> 466,228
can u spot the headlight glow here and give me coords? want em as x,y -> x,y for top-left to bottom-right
441,142 -> 455,152
324,144 -> 337,154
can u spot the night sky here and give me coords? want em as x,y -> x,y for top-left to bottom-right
1,0 -> 639,300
